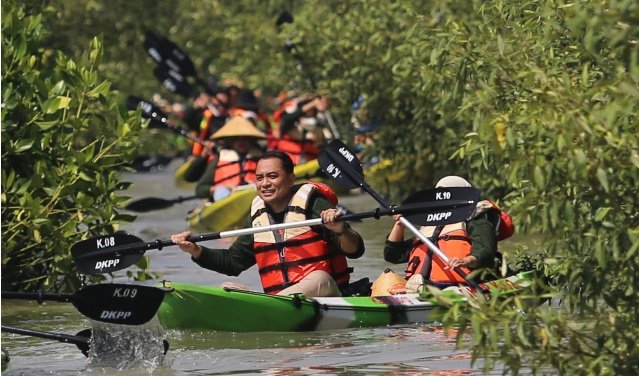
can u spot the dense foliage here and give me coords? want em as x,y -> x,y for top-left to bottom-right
1,0 -> 144,291
2,0 -> 637,374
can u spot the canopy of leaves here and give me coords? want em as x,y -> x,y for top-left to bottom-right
1,0 -> 143,291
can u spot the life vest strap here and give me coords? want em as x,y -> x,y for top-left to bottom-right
254,234 -> 324,254
258,253 -> 330,274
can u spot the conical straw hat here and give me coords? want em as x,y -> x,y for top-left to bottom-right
371,268 -> 407,297
210,117 -> 266,140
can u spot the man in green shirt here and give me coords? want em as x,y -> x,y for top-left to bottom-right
171,150 -> 365,297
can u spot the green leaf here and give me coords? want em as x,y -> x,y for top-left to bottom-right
86,80 -> 110,97
42,96 -> 61,114
596,168 -> 609,192
36,120 -> 58,130
594,207 -> 611,222
15,139 -> 34,152
533,166 -> 545,189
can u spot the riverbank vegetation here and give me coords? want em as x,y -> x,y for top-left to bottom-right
2,0 -> 637,374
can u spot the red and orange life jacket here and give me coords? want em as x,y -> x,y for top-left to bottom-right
211,148 -> 261,188
405,200 -> 514,284
191,107 -> 226,156
251,182 -> 351,294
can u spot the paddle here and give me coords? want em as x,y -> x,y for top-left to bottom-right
317,139 -> 486,291
153,64 -> 200,99
2,326 -> 92,357
71,194 -> 476,275
2,326 -> 170,357
1,284 -> 165,326
144,31 -> 202,83
126,95 -> 208,146
275,11 -> 340,139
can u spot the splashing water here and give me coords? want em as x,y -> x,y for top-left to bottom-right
87,318 -> 170,371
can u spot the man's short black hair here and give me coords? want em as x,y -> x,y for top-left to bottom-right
260,150 -> 294,174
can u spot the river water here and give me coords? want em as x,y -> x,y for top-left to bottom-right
1,159 -> 508,375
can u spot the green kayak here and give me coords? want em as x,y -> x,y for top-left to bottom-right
186,159 -> 341,233
157,271 -> 534,332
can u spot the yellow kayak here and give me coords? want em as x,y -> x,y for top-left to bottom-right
174,158 -> 196,189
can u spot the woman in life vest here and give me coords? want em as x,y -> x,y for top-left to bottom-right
383,175 -> 514,293
172,150 -> 365,298
194,117 -> 266,201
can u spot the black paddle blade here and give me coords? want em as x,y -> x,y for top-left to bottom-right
75,329 -> 92,357
318,139 -> 364,190
2,326 -> 92,357
71,233 -> 145,275
143,31 -> 165,65
125,95 -> 170,125
154,64 -> 186,85
125,197 -> 174,212
144,31 -> 198,78
73,284 -> 165,326
276,11 -> 294,27
155,67 -> 199,98
400,187 -> 481,226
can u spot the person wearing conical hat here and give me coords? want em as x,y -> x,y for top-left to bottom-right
382,176 -> 514,294
194,116 -> 266,201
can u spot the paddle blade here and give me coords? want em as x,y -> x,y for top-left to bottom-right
125,95 -> 170,124
400,187 -> 481,226
75,329 -> 92,357
276,11 -> 294,28
71,233 -> 145,275
125,197 -> 174,212
73,284 -> 165,326
143,31 -> 165,65
318,139 -> 364,190
155,68 -> 199,98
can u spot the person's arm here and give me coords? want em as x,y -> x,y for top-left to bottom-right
382,214 -> 413,263
311,196 -> 365,259
194,159 -> 218,199
183,156 -> 208,182
446,216 -> 497,270
279,107 -> 303,135
170,228 -> 256,276
467,215 -> 498,268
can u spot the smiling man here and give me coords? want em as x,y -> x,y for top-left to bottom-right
171,150 -> 365,297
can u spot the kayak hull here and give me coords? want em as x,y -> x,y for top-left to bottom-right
157,271 -> 534,332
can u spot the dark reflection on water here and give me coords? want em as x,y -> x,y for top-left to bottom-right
1,162 -> 500,374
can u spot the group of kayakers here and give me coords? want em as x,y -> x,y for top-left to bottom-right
162,82 -> 338,203
153,81 -> 513,298
170,150 -> 515,298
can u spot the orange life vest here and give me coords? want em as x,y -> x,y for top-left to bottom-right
251,183 -> 352,294
211,148 -> 260,188
191,107 -> 226,156
272,137 -> 322,165
404,200 -> 514,284
270,100 -> 323,164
